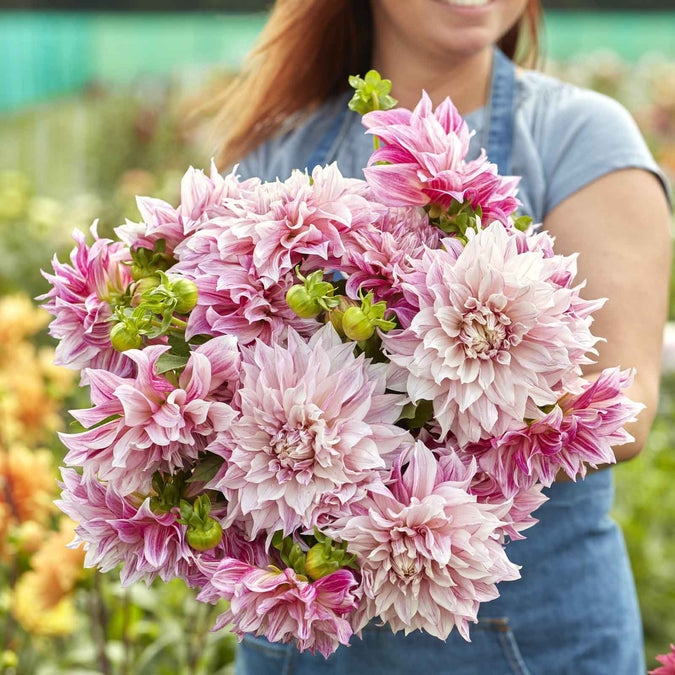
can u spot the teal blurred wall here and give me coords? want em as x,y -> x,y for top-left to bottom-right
1,10 -> 675,113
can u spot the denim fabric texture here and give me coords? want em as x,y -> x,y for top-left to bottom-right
233,48 -> 649,674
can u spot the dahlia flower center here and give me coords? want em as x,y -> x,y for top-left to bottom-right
392,552 -> 420,580
270,426 -> 316,468
459,304 -> 510,359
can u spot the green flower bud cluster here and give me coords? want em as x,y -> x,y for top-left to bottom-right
426,200 -> 484,244
110,270 -> 197,356
179,494 -> 223,552
348,70 -> 398,116
285,268 -> 341,319
127,238 -> 174,282
271,529 -> 358,582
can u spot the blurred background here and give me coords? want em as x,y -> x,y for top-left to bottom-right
0,1 -> 674,673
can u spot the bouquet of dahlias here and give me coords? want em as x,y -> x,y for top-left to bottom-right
43,71 -> 642,657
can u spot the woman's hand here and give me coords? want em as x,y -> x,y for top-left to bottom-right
544,168 -> 671,462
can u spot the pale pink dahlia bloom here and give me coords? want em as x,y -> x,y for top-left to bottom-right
57,468 -> 193,586
433,448 -> 547,542
362,93 -> 520,224
340,206 -> 440,326
57,469 -> 260,587
650,645 -> 675,675
248,164 -> 381,284
383,222 -> 600,445
39,225 -> 133,376
333,442 -> 520,640
115,196 -> 184,255
197,559 -> 359,658
184,257 -> 317,344
116,162 -> 258,254
215,324 -> 411,538
60,337 -> 240,495
179,162 -> 260,233
465,367 -> 643,498
171,209 -> 317,344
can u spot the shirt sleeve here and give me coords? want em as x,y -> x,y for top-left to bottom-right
539,85 -> 672,215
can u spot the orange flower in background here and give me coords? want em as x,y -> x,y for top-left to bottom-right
0,445 -> 56,526
10,519 -> 86,637
0,295 -> 48,350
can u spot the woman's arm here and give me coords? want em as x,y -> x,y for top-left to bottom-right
543,168 -> 671,461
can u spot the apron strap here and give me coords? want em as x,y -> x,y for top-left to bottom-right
485,47 -> 517,175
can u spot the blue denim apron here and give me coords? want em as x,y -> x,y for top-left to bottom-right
234,49 -> 645,675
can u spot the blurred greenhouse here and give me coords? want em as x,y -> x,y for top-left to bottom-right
0,2 -> 674,673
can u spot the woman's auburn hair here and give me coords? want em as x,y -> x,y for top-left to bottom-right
213,0 -> 543,168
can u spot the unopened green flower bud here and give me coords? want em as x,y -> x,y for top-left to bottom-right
305,543 -> 340,580
342,307 -> 375,342
110,322 -> 142,352
286,284 -> 322,319
186,517 -> 223,551
327,297 -> 358,338
168,277 -> 199,314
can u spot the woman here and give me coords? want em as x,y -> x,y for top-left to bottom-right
214,2 -> 672,673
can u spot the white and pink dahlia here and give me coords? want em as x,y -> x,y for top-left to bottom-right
215,324 -> 411,538
362,93 -> 520,224
57,468 -> 193,586
39,225 -> 133,376
197,559 -> 358,658
333,442 -> 520,640
60,337 -> 239,495
249,164 -> 381,284
466,367 -> 643,497
183,255 -> 317,345
341,205 -> 441,326
383,222 -> 600,445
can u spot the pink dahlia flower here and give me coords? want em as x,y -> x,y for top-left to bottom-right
57,469 -> 260,587
197,559 -> 359,658
116,162 -> 258,254
249,164 -> 381,284
465,367 -> 643,497
184,258 -> 317,344
651,645 -> 675,675
57,468 -> 194,586
340,206 -> 440,326
333,442 -> 520,640
383,222 -> 600,445
460,155 -> 521,226
417,428 -> 547,542
60,337 -> 240,495
215,324 -> 411,538
180,162 -> 260,233
362,93 -> 520,224
115,196 -> 184,256
39,225 -> 133,377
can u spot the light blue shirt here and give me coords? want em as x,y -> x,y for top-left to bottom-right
238,69 -> 670,224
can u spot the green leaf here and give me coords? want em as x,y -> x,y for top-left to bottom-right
155,353 -> 189,374
187,454 -> 225,484
167,331 -> 192,357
